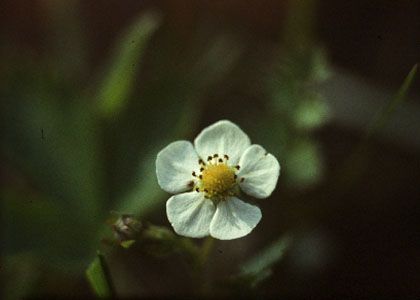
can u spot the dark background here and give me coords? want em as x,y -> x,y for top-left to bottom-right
1,0 -> 419,298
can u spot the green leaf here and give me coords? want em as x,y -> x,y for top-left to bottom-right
188,36 -> 243,89
97,12 -> 161,118
365,64 -> 418,139
86,252 -> 115,298
308,47 -> 331,82
137,224 -> 200,262
240,235 -> 292,276
1,69 -> 103,267
227,235 -> 292,291
244,269 -> 273,289
115,153 -> 166,216
120,240 -> 136,249
293,92 -> 330,130
268,47 -> 331,127
284,138 -> 324,188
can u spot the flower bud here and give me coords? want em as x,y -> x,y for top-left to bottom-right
107,212 -> 142,243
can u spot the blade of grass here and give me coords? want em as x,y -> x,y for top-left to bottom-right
97,12 -> 161,118
365,64 -> 418,139
86,251 -> 115,298
336,64 -> 418,189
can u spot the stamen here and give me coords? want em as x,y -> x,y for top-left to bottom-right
235,165 -> 240,170
198,163 -> 236,200
192,171 -> 196,177
193,153 -> 239,200
240,177 -> 245,182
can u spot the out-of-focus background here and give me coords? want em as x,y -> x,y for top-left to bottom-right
1,0 -> 419,298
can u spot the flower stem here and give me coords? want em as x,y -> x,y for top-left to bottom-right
198,236 -> 215,266
195,236 -> 215,295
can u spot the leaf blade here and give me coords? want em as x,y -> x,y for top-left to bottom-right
365,64 -> 418,139
86,252 -> 115,298
240,235 -> 292,276
97,12 -> 161,118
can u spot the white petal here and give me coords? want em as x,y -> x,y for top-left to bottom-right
166,192 -> 216,238
156,141 -> 199,194
237,144 -> 280,199
209,197 -> 261,240
194,120 -> 251,165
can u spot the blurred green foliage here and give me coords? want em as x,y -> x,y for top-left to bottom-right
1,253 -> 42,299
366,63 -> 417,139
219,235 -> 292,293
238,235 -> 292,289
97,12 -> 161,118
336,64 -> 418,190
2,66 -> 103,268
257,0 -> 331,189
1,0 -> 335,297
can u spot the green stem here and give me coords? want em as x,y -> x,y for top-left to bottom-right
198,236 -> 215,266
193,236 -> 215,295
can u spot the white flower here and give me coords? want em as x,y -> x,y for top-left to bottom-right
156,120 -> 280,240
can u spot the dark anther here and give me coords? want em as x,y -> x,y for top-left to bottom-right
213,154 -> 218,158
199,175 -> 203,179
204,189 -> 209,193
188,181 -> 194,187
234,174 -> 237,179
240,177 -> 245,182
195,187 -> 200,192
199,159 -> 204,164
218,158 -> 223,163
207,156 -> 212,161
192,171 -> 196,177
200,167 -> 204,172
224,154 -> 229,159
235,165 -> 240,170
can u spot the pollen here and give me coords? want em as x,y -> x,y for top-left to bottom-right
194,154 -> 240,200
201,163 -> 236,198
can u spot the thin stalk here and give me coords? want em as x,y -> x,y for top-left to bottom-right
198,236 -> 215,266
193,236 -> 215,295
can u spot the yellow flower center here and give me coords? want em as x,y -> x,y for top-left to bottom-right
201,163 -> 236,198
192,154 -> 242,200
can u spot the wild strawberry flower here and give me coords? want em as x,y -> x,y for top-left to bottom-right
156,120 -> 280,240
